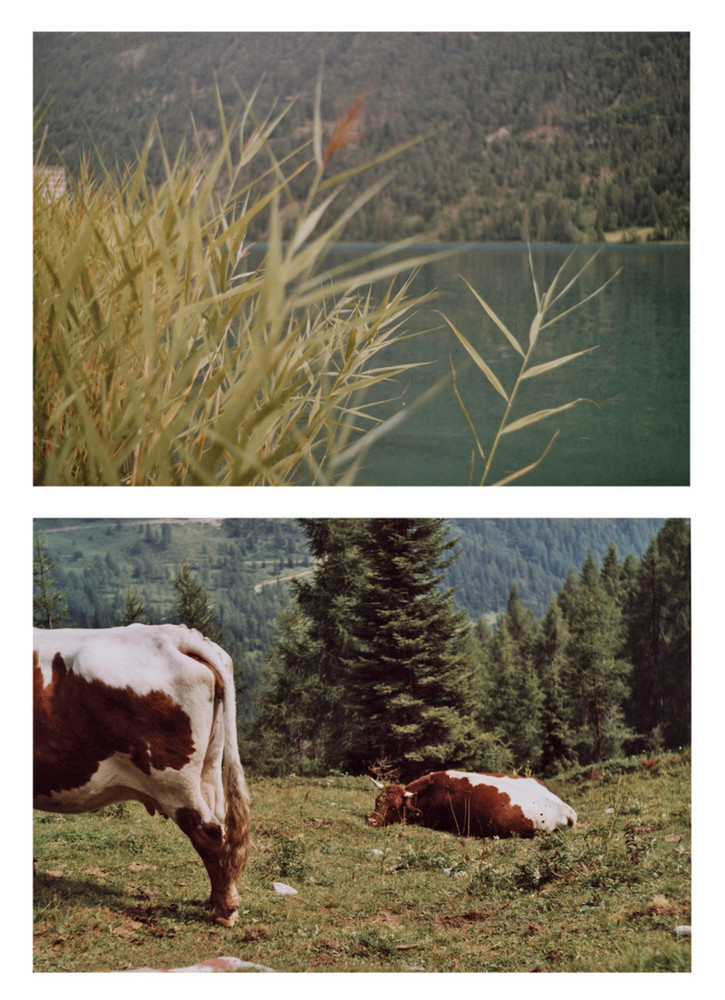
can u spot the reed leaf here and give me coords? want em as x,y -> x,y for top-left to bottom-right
491,431 -> 560,486
33,91 -> 439,485
520,347 -> 598,380
460,276 -> 524,357
500,399 -> 593,435
448,249 -> 618,485
438,313 -> 508,402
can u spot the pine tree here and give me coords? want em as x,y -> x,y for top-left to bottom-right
33,533 -> 68,628
536,598 -> 575,773
484,589 -> 543,770
118,587 -> 147,625
172,560 -> 222,642
250,519 -> 368,773
344,519 -> 480,779
249,604 -> 330,774
565,551 -> 634,762
625,519 -> 690,748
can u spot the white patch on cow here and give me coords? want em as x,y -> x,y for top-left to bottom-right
34,623 -> 231,696
444,770 -> 577,831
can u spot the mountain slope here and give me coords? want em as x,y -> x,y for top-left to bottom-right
34,32 -> 689,242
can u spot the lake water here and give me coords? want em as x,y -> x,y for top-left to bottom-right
323,243 -> 689,486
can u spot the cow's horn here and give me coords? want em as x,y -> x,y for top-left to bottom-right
369,776 -> 385,789
404,790 -> 415,799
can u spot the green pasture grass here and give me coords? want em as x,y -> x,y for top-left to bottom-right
33,750 -> 690,972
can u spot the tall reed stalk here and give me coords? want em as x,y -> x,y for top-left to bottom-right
441,248 -> 620,485
34,89 -> 436,485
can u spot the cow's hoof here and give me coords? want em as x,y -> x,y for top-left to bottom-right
215,910 -> 238,928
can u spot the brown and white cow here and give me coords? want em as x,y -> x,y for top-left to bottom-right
368,770 -> 576,838
33,623 -> 250,927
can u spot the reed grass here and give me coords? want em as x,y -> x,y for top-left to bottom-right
441,248 -> 621,485
33,90 -> 436,485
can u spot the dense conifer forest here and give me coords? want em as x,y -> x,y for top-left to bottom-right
34,518 -> 663,754
249,519 -> 689,777
33,32 -> 689,242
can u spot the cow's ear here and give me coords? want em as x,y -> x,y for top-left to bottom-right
369,777 -> 385,789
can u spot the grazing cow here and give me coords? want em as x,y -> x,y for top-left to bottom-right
368,770 -> 576,838
33,623 -> 250,927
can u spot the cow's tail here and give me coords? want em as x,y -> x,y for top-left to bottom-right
218,659 -> 251,885
180,627 -> 250,886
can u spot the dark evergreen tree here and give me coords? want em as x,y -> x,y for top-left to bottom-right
33,533 -> 68,628
536,598 -> 575,773
601,541 -> 622,600
483,589 -> 544,770
118,587 -> 148,625
172,560 -> 223,642
625,519 -> 690,748
343,519 -> 482,779
565,551 -> 634,761
249,519 -> 368,773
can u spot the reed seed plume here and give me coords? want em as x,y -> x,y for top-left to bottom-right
323,92 -> 369,167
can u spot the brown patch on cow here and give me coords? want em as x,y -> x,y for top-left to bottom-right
33,651 -> 195,799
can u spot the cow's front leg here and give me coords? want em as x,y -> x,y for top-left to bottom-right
175,806 -> 239,926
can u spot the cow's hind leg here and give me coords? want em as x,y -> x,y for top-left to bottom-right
175,807 -> 239,926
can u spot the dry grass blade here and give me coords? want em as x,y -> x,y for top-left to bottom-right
33,92 -> 437,486
447,250 -> 619,485
438,312 -> 508,401
520,347 -> 598,381
450,358 -> 486,464
492,431 -> 560,486
541,268 -> 623,333
461,276 -> 524,357
500,398 -> 595,435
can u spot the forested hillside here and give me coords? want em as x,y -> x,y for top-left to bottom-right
33,32 -> 689,242
250,519 -> 689,776
34,517 -> 663,717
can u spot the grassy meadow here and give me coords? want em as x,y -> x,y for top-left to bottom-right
33,751 -> 691,973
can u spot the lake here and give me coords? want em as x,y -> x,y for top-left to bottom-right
320,243 -> 689,487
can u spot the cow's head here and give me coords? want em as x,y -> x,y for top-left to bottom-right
367,777 -> 423,827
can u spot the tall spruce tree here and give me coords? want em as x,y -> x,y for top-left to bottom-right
250,519 -> 368,773
33,533 -> 68,628
625,519 -> 690,748
565,551 -> 634,761
343,519 -> 480,779
483,589 -> 544,770
172,560 -> 223,642
535,598 -> 576,773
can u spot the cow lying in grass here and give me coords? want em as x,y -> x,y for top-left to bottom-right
368,770 -> 576,838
